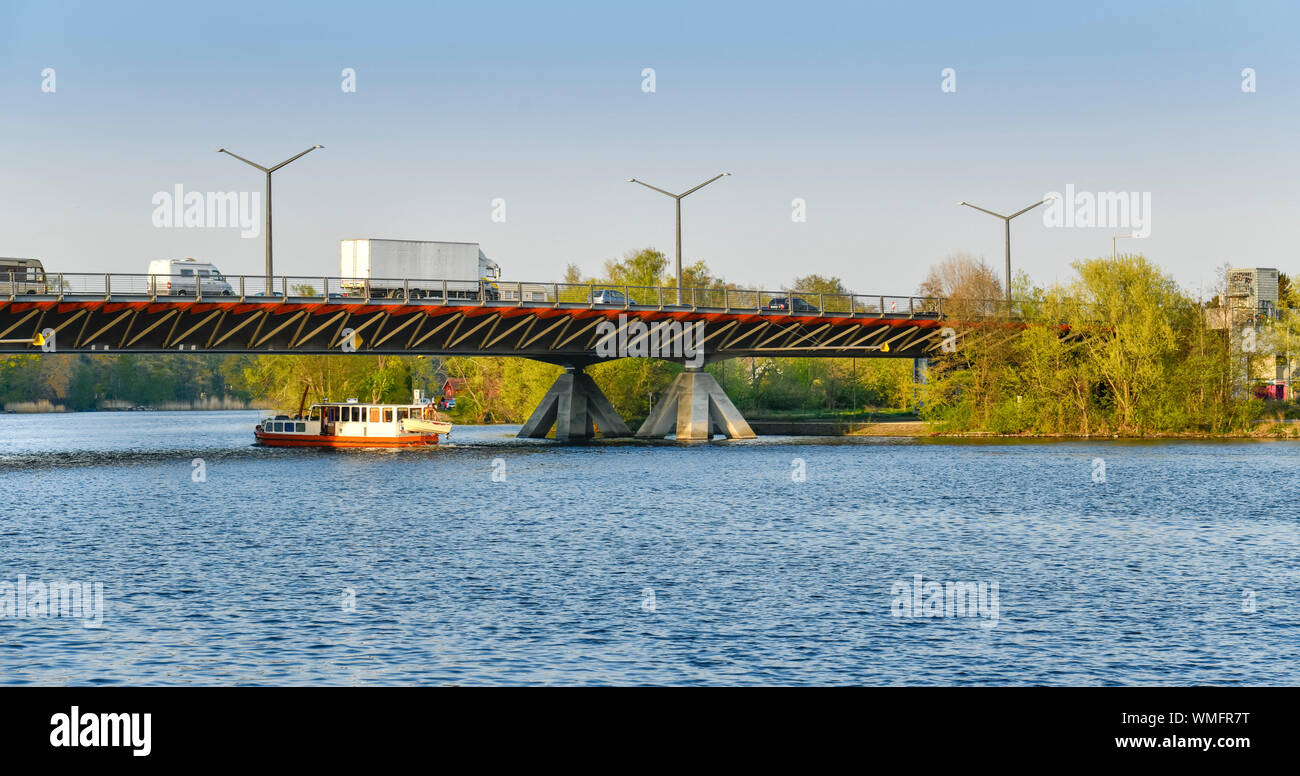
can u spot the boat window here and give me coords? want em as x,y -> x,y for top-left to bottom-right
383,408 -> 393,423
352,406 -> 361,422
273,422 -> 283,432
369,408 -> 381,423
296,422 -> 306,432
397,408 -> 409,420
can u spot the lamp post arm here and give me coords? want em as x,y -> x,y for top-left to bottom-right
216,148 -> 269,172
268,145 -> 324,172
958,201 -> 1008,220
679,172 -> 729,198
1007,198 -> 1051,220
628,178 -> 678,198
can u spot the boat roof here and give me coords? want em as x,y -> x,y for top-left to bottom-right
310,401 -> 428,408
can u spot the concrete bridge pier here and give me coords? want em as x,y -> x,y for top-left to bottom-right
517,365 -> 632,441
636,368 -> 756,442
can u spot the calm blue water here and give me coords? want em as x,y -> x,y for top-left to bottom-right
1,410 -> 1297,686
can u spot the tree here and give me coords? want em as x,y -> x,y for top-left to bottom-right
603,248 -> 668,288
1278,271 -> 1295,309
918,252 -> 1003,319
921,253 -> 1258,435
790,274 -> 848,295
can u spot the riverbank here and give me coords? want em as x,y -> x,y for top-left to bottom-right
3,397 -> 266,413
753,415 -> 1300,439
748,417 -> 927,436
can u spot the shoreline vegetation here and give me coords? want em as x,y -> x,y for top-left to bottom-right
3,396 -> 263,413
917,254 -> 1298,437
2,249 -> 1296,437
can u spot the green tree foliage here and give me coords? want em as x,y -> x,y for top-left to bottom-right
790,274 -> 849,295
711,356 -> 912,414
603,248 -> 668,288
589,357 -> 682,420
439,356 -> 562,423
671,260 -> 727,291
241,354 -> 439,412
0,353 -> 257,410
922,255 -> 1261,434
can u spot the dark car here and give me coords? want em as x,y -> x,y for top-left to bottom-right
766,296 -> 819,314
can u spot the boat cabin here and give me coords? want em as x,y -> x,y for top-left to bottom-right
256,396 -> 448,446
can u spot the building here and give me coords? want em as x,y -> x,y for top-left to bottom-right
1227,267 -> 1279,315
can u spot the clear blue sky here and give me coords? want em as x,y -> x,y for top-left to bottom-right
1,0 -> 1296,297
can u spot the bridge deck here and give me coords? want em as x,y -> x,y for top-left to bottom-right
1,275 -> 956,360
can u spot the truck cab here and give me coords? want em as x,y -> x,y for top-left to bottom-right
146,258 -> 234,297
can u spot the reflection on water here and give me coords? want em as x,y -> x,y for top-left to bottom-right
1,411 -> 1297,685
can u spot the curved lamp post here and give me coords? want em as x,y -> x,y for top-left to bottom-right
958,196 -> 1053,306
218,145 -> 324,292
628,172 -> 730,305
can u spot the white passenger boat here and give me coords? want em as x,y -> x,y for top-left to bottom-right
254,392 -> 451,448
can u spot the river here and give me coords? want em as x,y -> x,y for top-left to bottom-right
1,410 -> 1296,685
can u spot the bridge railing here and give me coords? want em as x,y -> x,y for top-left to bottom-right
7,272 -> 961,318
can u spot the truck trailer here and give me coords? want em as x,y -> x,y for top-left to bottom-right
340,239 -> 501,300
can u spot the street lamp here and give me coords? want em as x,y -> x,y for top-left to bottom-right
958,196 -> 1053,306
1112,232 -> 1135,261
218,145 -> 323,292
628,172 -> 730,305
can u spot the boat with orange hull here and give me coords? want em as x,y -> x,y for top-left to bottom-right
254,392 -> 451,448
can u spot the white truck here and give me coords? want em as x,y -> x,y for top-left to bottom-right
146,258 -> 235,296
340,239 -> 501,301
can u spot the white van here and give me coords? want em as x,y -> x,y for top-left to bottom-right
146,258 -> 234,296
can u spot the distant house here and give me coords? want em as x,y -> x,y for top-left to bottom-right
1228,267 -> 1280,315
442,378 -> 466,397
1207,267 -> 1281,330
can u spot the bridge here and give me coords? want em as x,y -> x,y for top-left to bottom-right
1,272 -> 970,442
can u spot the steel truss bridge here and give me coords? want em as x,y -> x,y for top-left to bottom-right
0,273 -> 992,442
0,273 -> 961,360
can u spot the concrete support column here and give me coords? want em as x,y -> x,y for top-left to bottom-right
635,368 -> 756,442
517,366 -> 632,441
912,357 -> 928,411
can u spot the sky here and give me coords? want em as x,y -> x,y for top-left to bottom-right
1,0 -> 1297,298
